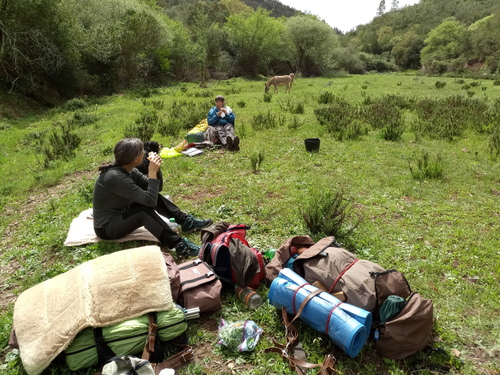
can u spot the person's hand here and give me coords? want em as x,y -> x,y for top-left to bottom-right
147,152 -> 162,178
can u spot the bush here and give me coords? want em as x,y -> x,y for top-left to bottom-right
250,151 -> 265,173
251,111 -> 284,130
41,122 -> 81,168
361,95 -> 406,130
124,110 -> 157,141
435,81 -> 447,89
488,125 -> 500,160
318,92 -> 335,104
301,189 -> 361,241
288,116 -> 304,131
408,150 -> 444,180
64,98 -> 88,112
314,99 -> 355,138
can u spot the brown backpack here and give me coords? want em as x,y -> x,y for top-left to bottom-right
373,270 -> 433,359
176,259 -> 222,313
266,236 -> 434,359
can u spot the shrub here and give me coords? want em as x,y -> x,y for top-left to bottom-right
64,98 -> 88,111
408,150 -> 444,180
124,109 -> 157,141
263,93 -> 272,102
435,81 -> 447,89
70,111 -> 98,127
237,100 -> 246,108
250,151 -> 264,173
288,116 -> 305,131
157,116 -> 183,137
488,125 -> 500,160
318,92 -> 335,104
278,98 -> 304,114
381,119 -> 405,141
301,189 -> 361,241
314,99 -> 355,140
141,99 -> 165,110
41,122 -> 81,168
361,95 -> 406,131
251,111 -> 284,130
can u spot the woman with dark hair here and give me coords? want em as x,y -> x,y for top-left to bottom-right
92,138 -> 211,257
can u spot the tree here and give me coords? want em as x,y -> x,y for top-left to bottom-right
285,15 -> 340,76
225,8 -> 285,76
0,0 -> 81,100
390,0 -> 400,12
377,0 -> 386,16
391,28 -> 424,69
420,18 -> 467,72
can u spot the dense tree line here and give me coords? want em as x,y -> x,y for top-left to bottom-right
0,0 -> 499,104
352,0 -> 500,73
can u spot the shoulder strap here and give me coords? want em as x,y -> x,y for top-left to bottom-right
265,298 -> 336,375
93,327 -> 116,367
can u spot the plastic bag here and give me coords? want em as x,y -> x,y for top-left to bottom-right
217,319 -> 263,352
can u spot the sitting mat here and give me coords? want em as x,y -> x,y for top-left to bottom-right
268,273 -> 369,358
278,268 -> 372,335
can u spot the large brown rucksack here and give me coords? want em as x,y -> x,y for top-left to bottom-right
265,236 -> 434,359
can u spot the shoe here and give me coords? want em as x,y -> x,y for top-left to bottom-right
226,137 -> 233,151
175,238 -> 201,257
232,136 -> 240,152
181,214 -> 213,234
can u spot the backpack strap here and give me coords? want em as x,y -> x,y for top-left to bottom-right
327,259 -> 359,293
152,346 -> 194,374
142,312 -> 162,363
265,293 -> 336,375
93,327 -> 116,367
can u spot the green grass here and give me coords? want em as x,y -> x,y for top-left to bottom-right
1,74 -> 499,374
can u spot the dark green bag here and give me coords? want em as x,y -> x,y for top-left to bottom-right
379,295 -> 406,323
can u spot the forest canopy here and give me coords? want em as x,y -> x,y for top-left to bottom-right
0,0 -> 498,103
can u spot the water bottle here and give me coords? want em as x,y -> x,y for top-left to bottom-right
263,248 -> 277,261
168,218 -> 179,233
235,286 -> 262,309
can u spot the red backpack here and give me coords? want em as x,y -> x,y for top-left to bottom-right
199,224 -> 265,290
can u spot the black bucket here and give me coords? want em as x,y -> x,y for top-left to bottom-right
304,138 -> 320,152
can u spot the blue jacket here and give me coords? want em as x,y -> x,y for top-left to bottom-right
207,106 -> 236,126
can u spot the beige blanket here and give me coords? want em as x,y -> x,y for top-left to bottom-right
13,245 -> 173,375
64,208 -> 163,246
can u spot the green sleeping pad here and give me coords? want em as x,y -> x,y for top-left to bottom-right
64,307 -> 187,371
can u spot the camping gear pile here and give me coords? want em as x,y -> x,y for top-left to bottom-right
11,226 -> 434,374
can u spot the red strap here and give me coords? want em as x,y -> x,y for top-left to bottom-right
328,259 -> 359,293
325,302 -> 342,335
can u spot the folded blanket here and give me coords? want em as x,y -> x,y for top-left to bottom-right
13,245 -> 173,375
64,209 -> 162,246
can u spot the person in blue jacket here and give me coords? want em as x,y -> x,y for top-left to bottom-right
207,95 -> 239,151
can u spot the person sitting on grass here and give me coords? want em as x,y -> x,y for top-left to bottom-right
207,95 -> 240,151
92,138 -> 212,257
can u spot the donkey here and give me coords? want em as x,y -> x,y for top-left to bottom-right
264,73 -> 295,94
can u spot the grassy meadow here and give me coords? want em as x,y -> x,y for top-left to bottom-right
0,73 -> 499,374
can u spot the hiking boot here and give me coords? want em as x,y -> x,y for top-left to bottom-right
232,136 -> 240,152
226,137 -> 233,151
175,237 -> 201,257
181,214 -> 212,234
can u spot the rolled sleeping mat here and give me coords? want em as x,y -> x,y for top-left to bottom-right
268,276 -> 368,358
277,268 -> 372,333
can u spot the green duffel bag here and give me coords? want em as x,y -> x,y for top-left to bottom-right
64,306 -> 187,371
186,132 -> 205,143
